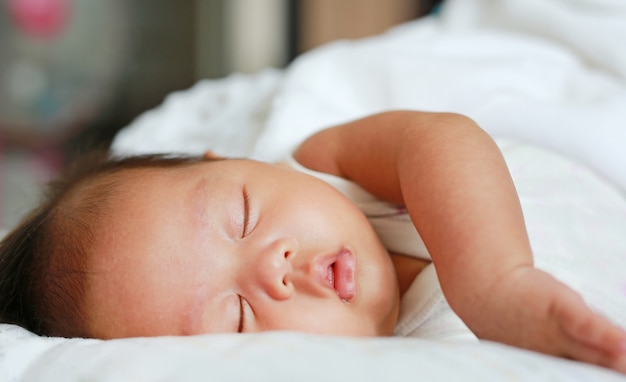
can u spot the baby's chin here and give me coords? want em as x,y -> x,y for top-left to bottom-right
367,282 -> 401,337
379,295 -> 401,337
378,256 -> 402,337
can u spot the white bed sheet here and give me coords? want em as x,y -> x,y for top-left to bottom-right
3,0 -> 626,380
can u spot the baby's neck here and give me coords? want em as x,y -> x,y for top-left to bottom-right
389,253 -> 431,296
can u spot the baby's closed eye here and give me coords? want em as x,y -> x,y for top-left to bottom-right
241,187 -> 251,238
237,295 -> 253,333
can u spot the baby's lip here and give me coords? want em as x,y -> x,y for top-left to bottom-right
314,248 -> 356,301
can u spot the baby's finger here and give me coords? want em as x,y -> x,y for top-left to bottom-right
615,355 -> 626,374
570,314 -> 626,354
554,293 -> 626,353
566,341 -> 626,374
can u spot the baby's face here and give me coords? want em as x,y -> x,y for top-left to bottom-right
84,159 -> 399,339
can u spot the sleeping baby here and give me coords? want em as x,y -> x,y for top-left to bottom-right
1,110 -> 625,373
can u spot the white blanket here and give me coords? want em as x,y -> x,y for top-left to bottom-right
250,0 -> 626,191
3,0 -> 626,380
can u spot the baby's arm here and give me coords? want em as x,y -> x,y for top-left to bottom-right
294,110 -> 626,372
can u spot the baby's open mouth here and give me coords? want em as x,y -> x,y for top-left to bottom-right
315,248 -> 356,301
326,262 -> 335,289
330,249 -> 356,301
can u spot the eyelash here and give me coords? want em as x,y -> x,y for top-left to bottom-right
237,295 -> 246,333
238,188 -> 252,333
242,187 -> 251,238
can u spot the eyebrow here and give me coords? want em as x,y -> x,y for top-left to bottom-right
183,175 -> 243,335
180,178 -> 212,335
181,296 -> 203,336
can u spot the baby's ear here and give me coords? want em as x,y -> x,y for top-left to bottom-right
202,151 -> 223,160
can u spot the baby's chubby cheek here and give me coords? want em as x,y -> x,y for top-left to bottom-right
359,251 -> 401,336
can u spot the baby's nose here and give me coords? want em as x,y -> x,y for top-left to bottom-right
256,237 -> 297,300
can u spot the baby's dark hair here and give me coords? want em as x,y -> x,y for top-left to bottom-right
0,151 -> 206,337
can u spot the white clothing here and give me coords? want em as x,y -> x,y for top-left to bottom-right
285,156 -> 477,341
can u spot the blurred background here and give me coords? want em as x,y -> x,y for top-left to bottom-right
0,0 -> 442,229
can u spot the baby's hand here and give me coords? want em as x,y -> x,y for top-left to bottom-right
475,267 -> 626,373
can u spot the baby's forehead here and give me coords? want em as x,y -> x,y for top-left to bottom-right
92,158 -> 270,215
92,160 -> 220,209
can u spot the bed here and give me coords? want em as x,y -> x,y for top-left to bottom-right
2,0 -> 626,380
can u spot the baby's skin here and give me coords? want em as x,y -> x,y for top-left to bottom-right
83,111 -> 626,373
